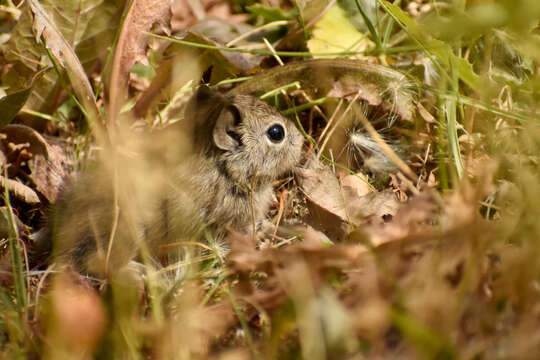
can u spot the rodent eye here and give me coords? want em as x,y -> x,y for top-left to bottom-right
266,124 -> 285,143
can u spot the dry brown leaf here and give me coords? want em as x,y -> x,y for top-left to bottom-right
345,190 -> 400,225
166,281 -> 238,357
0,176 -> 40,204
0,124 -> 68,203
389,173 -> 409,202
227,230 -> 365,315
230,59 -> 416,121
171,0 -> 197,31
297,157 -> 400,228
361,192 -> 438,247
108,0 -> 172,120
340,173 -> 371,198
290,224 -> 334,247
417,101 -> 436,123
296,160 -> 348,223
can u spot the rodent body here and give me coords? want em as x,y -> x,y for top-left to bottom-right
51,87 -> 303,275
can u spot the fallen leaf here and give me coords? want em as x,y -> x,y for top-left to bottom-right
3,0 -> 124,115
345,190 -> 400,225
230,58 -> 417,121
307,3 -> 373,59
340,172 -> 371,198
296,160 -> 349,223
227,230 -> 364,313
417,101 -> 436,123
361,191 -> 438,247
171,0 -> 196,31
108,0 -> 172,121
0,124 -> 68,202
0,176 -> 40,204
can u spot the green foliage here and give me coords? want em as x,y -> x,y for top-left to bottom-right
0,0 -> 539,358
1,0 -> 125,113
0,87 -> 32,129
247,3 -> 297,23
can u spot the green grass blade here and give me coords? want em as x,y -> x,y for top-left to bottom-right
3,185 -> 27,318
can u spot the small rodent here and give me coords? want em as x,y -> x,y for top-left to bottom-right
50,87 -> 303,275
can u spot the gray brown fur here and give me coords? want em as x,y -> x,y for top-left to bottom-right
52,87 -> 303,275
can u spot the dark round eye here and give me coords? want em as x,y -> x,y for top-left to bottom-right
266,124 -> 285,143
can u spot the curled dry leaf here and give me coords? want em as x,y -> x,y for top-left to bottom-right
0,124 -> 68,203
296,160 -> 349,223
417,101 -> 436,123
230,59 -> 417,121
296,158 -> 401,231
108,0 -> 172,119
0,176 -> 40,204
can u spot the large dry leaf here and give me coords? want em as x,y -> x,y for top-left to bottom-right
29,0 -> 100,125
107,0 -> 172,120
297,158 -> 401,225
2,0 -> 124,114
0,124 -> 68,203
296,160 -> 349,223
344,190 -> 400,224
230,59 -> 417,121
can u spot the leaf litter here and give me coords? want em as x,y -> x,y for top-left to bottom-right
0,0 -> 539,359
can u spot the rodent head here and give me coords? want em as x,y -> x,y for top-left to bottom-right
186,87 -> 303,185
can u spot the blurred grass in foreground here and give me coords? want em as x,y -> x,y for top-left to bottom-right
0,0 -> 539,359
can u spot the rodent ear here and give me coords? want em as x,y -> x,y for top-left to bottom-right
185,86 -> 226,122
213,105 -> 243,151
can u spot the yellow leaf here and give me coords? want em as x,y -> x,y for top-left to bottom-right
307,5 -> 374,59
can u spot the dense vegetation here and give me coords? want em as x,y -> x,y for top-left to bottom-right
0,0 -> 539,358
